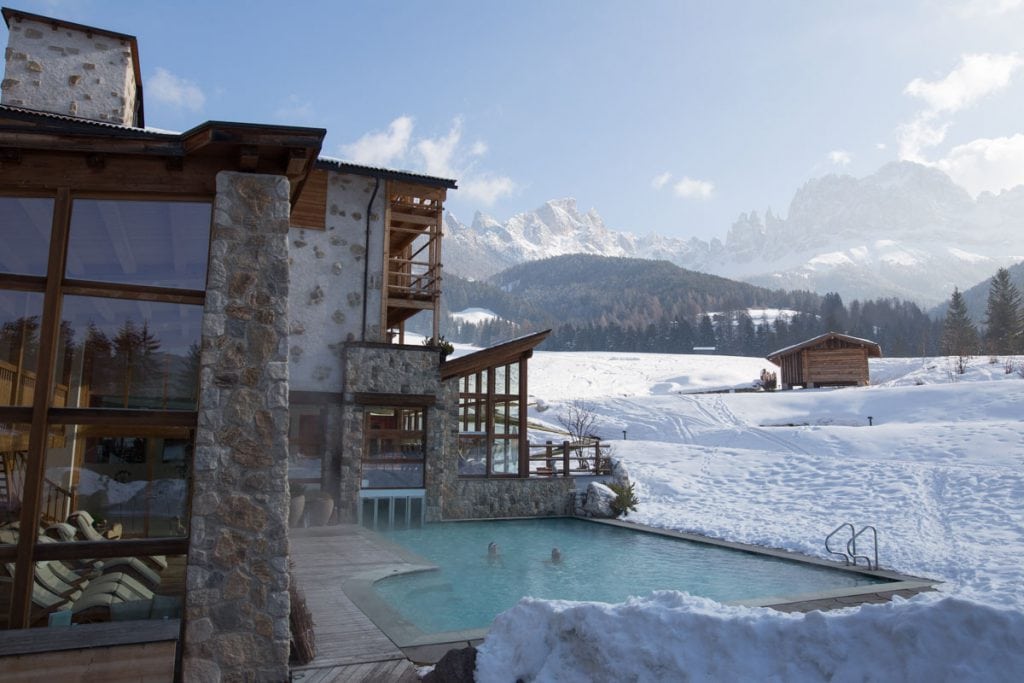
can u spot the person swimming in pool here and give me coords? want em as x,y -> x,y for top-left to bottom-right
550,547 -> 562,564
488,541 -> 502,565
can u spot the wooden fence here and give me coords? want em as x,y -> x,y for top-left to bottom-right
527,439 -> 611,478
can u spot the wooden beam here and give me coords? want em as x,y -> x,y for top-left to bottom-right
0,273 -> 45,292
62,280 -> 206,306
286,147 -> 308,175
11,187 -> 71,629
47,408 -> 198,427
352,393 -> 436,407
239,145 -> 259,171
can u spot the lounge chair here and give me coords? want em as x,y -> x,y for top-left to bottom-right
66,510 -> 169,572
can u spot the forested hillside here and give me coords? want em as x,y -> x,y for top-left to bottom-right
439,255 -> 945,357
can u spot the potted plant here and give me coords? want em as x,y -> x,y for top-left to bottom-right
289,482 -> 306,528
305,490 -> 335,527
424,335 -> 455,361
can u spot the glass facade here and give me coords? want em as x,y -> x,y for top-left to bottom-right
362,407 -> 426,489
0,195 -> 208,629
457,360 -> 524,477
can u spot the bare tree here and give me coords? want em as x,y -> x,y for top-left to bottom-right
557,399 -> 599,468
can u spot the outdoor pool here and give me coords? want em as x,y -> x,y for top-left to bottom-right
370,517 -> 890,639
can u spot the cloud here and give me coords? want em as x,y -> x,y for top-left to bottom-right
148,67 -> 205,111
899,52 -> 1023,161
828,150 -> 852,165
651,171 -> 672,190
460,175 -> 517,204
673,176 -> 715,200
340,116 -> 413,167
875,142 -> 887,151
904,53 -> 1023,114
957,0 -> 1024,17
932,134 -> 1024,196
416,118 -> 462,178
341,116 -> 515,205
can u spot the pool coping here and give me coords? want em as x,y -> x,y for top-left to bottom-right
340,516 -> 940,651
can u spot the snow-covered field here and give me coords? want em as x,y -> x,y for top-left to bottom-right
474,351 -> 1024,681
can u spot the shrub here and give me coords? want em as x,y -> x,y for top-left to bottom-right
608,481 -> 639,517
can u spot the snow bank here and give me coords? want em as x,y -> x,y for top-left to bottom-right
477,592 -> 1024,683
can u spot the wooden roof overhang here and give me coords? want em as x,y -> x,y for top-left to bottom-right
766,331 -> 882,364
2,7 -> 146,127
0,106 -> 326,200
441,330 -> 552,381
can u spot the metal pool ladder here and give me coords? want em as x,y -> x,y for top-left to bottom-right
826,522 -> 879,570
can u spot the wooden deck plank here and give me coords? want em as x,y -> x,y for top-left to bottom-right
289,525 -> 411,675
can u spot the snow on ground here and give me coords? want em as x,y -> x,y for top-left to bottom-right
450,307 -> 502,325
473,351 -> 1024,681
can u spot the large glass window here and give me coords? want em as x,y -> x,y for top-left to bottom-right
457,360 -> 525,477
66,200 -> 211,289
53,297 -> 203,410
42,425 -> 191,538
0,197 -> 53,276
1,195 -> 209,630
0,291 -> 45,408
362,407 -> 425,489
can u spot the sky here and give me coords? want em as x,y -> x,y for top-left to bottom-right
4,0 -> 1024,241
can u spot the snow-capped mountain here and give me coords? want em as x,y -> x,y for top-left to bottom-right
443,162 -> 1024,306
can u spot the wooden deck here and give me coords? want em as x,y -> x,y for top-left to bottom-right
288,525 -> 420,683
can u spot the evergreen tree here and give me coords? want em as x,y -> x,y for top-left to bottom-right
942,288 -> 979,359
696,314 -> 716,349
983,268 -> 1023,354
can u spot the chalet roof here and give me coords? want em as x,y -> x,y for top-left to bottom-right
766,331 -> 882,362
3,7 -> 146,126
316,156 -> 457,190
441,330 -> 551,380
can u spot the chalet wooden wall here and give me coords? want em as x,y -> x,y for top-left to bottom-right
806,348 -> 869,387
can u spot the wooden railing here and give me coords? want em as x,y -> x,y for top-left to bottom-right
1,450 -> 76,525
0,359 -> 69,407
527,439 -> 611,478
387,258 -> 440,299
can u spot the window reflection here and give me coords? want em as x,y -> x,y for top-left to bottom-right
362,407 -> 426,489
0,197 -> 53,277
1,423 -> 30,527
54,296 -> 203,410
66,200 -> 211,290
0,291 -> 45,407
42,425 -> 192,538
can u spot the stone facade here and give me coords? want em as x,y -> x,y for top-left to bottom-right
185,172 -> 292,682
1,13 -> 139,125
337,343 -> 445,521
441,478 -> 574,519
287,172 -> 387,392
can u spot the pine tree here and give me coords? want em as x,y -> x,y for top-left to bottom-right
983,268 -> 1023,355
942,287 -> 979,363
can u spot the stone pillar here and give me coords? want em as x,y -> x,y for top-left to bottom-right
185,172 -> 292,682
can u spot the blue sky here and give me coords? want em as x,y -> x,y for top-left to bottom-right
5,1 -> 1024,240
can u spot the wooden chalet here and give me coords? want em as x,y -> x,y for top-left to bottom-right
766,332 -> 882,390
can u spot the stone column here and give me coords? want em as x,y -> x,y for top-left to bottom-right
184,172 -> 292,682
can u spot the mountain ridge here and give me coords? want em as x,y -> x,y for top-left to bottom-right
443,162 -> 1024,307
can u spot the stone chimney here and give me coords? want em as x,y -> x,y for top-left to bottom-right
1,7 -> 143,127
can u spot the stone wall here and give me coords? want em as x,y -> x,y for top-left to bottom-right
287,172 -> 387,392
2,14 -> 138,125
441,478 -> 574,519
338,343 -> 444,521
185,172 -> 292,682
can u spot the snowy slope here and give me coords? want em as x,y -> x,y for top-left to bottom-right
470,351 -> 1024,681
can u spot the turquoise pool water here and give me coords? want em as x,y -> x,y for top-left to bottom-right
374,518 -> 887,635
